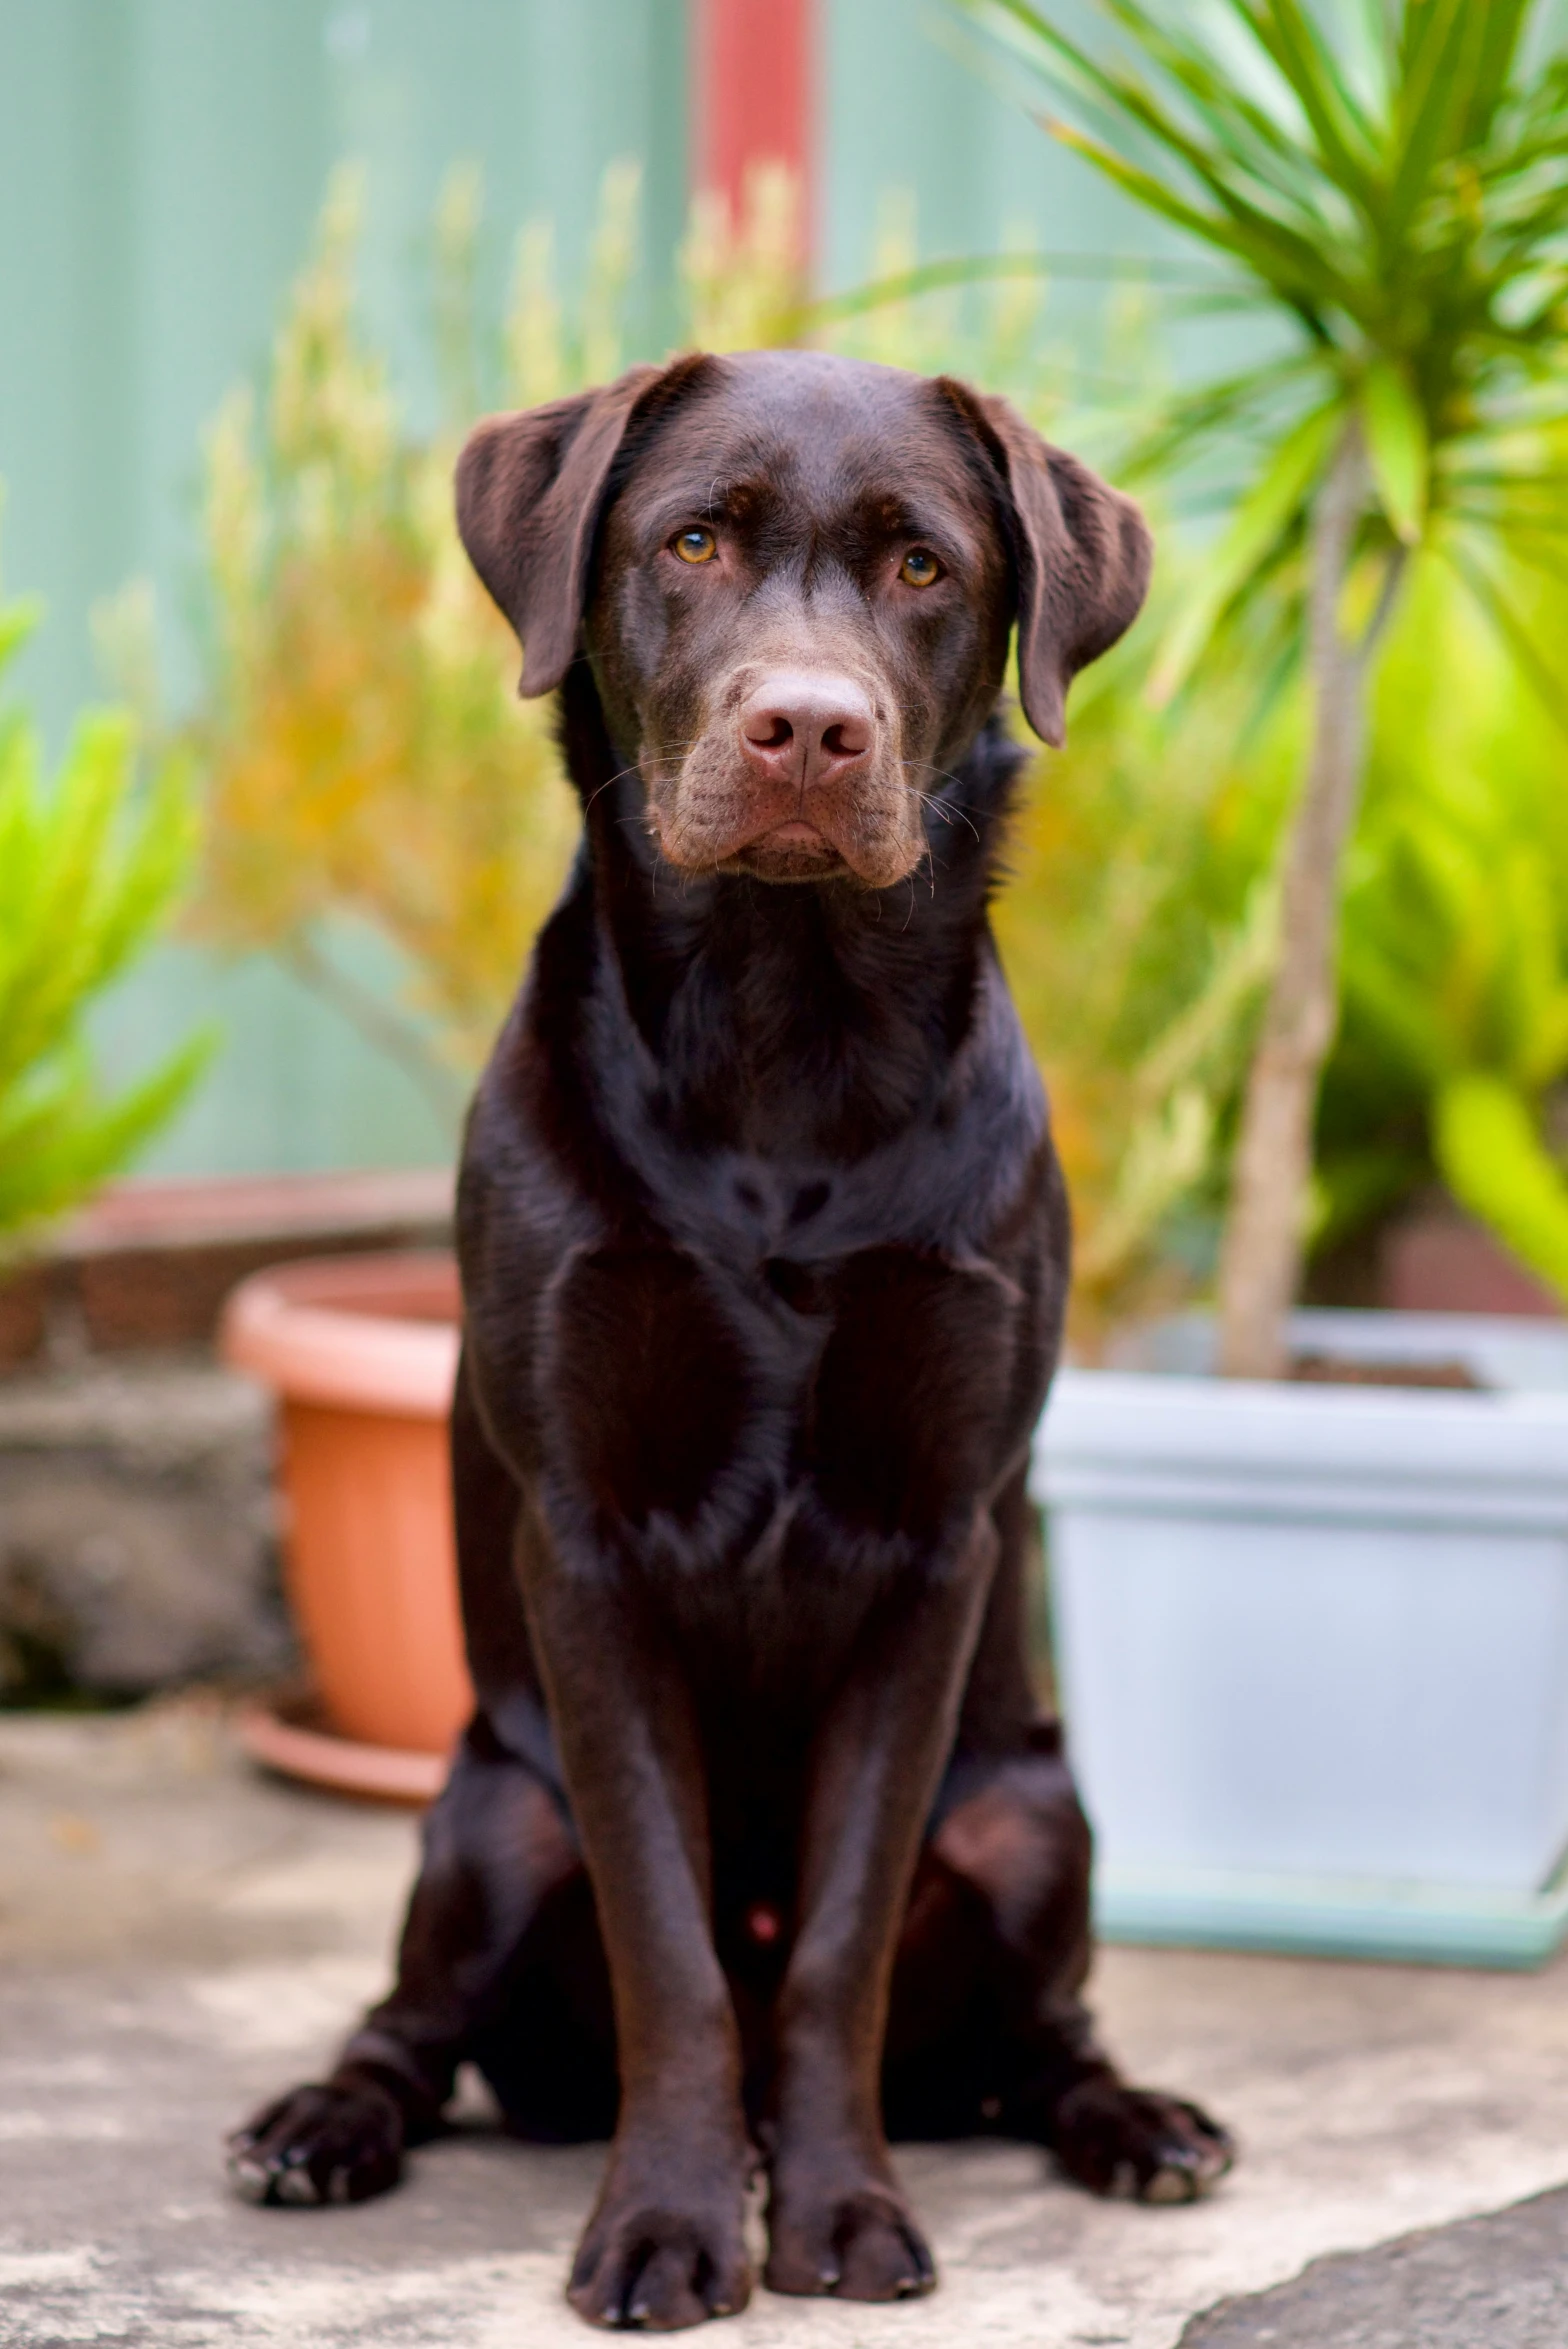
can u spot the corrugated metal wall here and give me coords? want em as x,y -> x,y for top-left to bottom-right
0,0 -> 1131,1177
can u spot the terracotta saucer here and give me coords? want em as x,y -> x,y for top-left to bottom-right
237,1689 -> 449,1806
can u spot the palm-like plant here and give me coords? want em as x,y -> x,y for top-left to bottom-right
967,0 -> 1568,1373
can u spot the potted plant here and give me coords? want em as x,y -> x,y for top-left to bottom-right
970,0 -> 1568,1960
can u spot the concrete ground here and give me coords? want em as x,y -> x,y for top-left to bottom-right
3,1704 -> 1568,2348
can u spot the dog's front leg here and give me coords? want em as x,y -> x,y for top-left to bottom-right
524,1539 -> 754,2331
765,1511 -> 999,2301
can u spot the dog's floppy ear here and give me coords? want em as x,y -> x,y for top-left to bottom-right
456,359 -> 698,696
938,382 -> 1153,747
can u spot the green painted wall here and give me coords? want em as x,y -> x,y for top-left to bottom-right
0,0 -> 1149,1179
0,0 -> 689,733
0,0 -> 687,1176
822,0 -> 1139,293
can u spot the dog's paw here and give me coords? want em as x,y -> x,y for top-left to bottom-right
765,2176 -> 936,2302
568,2165 -> 753,2330
226,2078 -> 405,2208
1053,2078 -> 1234,2204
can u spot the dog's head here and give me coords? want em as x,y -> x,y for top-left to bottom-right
457,350 -> 1150,889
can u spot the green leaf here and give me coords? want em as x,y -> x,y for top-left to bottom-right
0,570 -> 210,1251
1038,117 -> 1330,301
1433,1071 -> 1568,1305
972,3 -> 1358,314
1105,0 -> 1355,213
1338,938 -> 1460,1090
1224,0 -> 1381,200
1441,543 -> 1568,737
1361,359 -> 1428,543
1118,348 -> 1325,481
1149,400 -> 1339,703
0,592 -> 42,671
0,1031 -> 215,1239
1387,0 -> 1481,233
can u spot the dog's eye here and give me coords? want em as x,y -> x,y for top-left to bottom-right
899,548 -> 942,588
673,526 -> 717,565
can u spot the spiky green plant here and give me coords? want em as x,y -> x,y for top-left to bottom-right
0,577 -> 210,1251
968,0 -> 1568,1371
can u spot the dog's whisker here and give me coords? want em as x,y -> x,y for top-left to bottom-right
583,772 -> 637,814
896,768 -> 985,846
900,784 -> 980,847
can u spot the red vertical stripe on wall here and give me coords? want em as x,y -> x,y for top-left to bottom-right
691,0 -> 816,257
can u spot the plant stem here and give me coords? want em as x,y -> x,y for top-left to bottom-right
1215,420 -> 1402,1378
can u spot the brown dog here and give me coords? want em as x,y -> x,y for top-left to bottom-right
229,350 -> 1232,2328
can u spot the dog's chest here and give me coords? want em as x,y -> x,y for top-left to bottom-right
536,1204 -> 1030,1592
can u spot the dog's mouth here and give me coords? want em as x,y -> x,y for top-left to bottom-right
719,819 -> 848,883
641,735 -> 928,889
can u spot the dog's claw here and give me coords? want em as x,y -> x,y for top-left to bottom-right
224,2079 -> 406,2210
273,2160 -> 322,2207
226,2147 -> 272,2205
568,2165 -> 753,2331
1052,2080 -> 1235,2205
766,2180 -> 936,2302
1144,2160 -> 1205,2205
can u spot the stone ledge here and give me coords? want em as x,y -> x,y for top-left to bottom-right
0,1168 -> 454,1365
0,1355 -> 292,1702
1181,2184 -> 1568,2347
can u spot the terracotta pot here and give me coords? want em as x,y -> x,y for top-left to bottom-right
222,1251 -> 470,1757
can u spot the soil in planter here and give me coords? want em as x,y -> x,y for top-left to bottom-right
1289,1353 -> 1486,1391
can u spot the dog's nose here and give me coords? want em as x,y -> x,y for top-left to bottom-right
738,672 -> 875,796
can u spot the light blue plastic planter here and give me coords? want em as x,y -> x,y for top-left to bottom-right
1031,1311 -> 1568,1970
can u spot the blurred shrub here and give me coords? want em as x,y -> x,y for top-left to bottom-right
186,169 -> 577,1088
996,623 -> 1293,1341
0,573 -> 209,1252
1319,557 -> 1568,1304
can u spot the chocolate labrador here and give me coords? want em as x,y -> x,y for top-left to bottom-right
228,349 -> 1232,2328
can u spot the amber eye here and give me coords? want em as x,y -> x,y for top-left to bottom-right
673,525 -> 717,564
900,547 -> 942,587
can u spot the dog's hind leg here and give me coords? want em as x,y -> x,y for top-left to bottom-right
227,1708 -> 584,2206
883,1729 -> 1233,2203
881,1465 -> 1232,2203
228,1359 -> 585,2208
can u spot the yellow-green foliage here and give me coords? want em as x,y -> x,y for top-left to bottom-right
1436,1077 -> 1568,1302
1322,555 -> 1568,1302
189,169 -> 578,1074
995,612 -> 1294,1340
0,584 -> 208,1251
